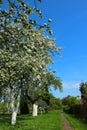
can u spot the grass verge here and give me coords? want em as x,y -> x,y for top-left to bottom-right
65,113 -> 87,130
0,110 -> 62,130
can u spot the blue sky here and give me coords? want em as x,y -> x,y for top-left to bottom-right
1,0 -> 87,98
37,0 -> 87,98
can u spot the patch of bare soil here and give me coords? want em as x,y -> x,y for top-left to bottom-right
61,112 -> 73,130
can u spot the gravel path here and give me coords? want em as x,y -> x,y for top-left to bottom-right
61,112 -> 73,130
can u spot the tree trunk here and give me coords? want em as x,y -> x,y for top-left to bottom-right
11,110 -> 17,125
10,88 -> 21,125
32,103 -> 38,116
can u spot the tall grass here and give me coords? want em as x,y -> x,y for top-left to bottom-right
0,110 -> 62,130
65,113 -> 87,130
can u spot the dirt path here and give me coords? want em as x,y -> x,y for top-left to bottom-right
61,112 -> 73,130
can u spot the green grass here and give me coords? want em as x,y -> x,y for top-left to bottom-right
65,113 -> 87,130
0,110 -> 62,130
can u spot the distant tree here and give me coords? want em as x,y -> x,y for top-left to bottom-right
62,95 -> 80,107
80,82 -> 87,105
49,94 -> 62,110
62,95 -> 81,113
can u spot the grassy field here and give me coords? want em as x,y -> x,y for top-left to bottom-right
0,110 -> 62,130
65,113 -> 87,130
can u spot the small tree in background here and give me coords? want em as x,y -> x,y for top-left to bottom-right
49,94 -> 62,110
26,70 -> 62,116
62,95 -> 80,113
80,81 -> 87,105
